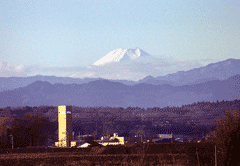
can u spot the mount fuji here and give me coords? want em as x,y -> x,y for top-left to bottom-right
70,47 -> 176,80
91,47 -> 152,66
70,47 -> 217,81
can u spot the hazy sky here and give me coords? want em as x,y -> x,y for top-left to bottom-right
0,0 -> 239,79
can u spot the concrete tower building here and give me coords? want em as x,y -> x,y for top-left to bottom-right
55,105 -> 73,147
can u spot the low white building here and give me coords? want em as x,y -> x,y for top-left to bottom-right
78,142 -> 90,148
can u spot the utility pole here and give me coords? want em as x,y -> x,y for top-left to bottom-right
30,135 -> 32,147
10,133 -> 13,149
196,147 -> 200,166
215,144 -> 217,166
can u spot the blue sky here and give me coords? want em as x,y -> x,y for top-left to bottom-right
0,0 -> 239,79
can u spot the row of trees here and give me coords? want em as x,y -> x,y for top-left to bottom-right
0,113 -> 55,148
1,99 -> 239,127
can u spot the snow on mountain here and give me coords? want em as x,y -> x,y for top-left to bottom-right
91,47 -> 151,66
71,47 -> 220,81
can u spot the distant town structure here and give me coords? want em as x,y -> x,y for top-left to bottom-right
98,133 -> 124,146
157,134 -> 172,139
55,105 -> 76,147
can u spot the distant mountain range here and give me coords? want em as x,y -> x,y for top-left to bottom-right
139,58 -> 240,86
0,73 -> 239,108
0,75 -> 104,92
1,58 -> 239,93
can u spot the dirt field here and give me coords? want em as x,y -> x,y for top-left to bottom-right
0,153 -> 189,166
0,142 -> 216,166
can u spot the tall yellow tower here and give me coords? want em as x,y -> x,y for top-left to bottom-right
55,105 -> 73,147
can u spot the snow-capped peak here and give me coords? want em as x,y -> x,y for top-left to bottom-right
91,48 -> 151,66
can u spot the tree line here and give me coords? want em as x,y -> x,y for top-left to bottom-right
0,99 -> 239,152
0,113 -> 55,148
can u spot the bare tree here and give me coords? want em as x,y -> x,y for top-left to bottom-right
206,110 -> 240,165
